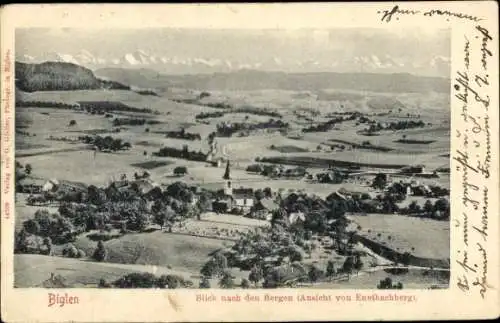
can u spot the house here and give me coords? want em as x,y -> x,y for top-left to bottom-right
131,179 -> 159,195
326,191 -> 348,202
231,188 -> 254,210
42,179 -> 59,192
246,164 -> 264,173
288,212 -> 306,225
251,198 -> 279,220
17,177 -> 45,194
210,157 -> 225,168
212,198 -> 232,213
57,180 -> 88,194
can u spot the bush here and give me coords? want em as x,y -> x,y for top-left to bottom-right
241,278 -> 251,289
308,265 -> 324,283
98,278 -> 112,288
92,241 -> 107,262
218,271 -> 235,289
199,276 -> 211,288
77,249 -> 86,258
156,275 -> 181,289
377,277 -> 404,289
69,120 -> 77,126
113,272 -> 157,288
63,244 -> 79,258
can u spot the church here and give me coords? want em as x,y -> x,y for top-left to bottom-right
213,160 -> 254,214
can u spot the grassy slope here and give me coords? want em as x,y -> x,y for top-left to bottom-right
71,231 -> 227,272
14,254 -> 196,288
348,214 -> 449,260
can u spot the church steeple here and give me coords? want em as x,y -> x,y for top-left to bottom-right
223,160 -> 232,196
223,160 -> 231,180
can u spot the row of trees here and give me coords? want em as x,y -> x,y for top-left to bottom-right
302,114 -> 357,133
78,135 -> 131,152
79,101 -> 154,114
108,272 -> 193,289
164,128 -> 202,141
16,100 -> 76,109
195,111 -> 225,119
112,118 -> 160,127
215,119 -> 289,137
153,145 -> 207,162
361,119 -> 426,135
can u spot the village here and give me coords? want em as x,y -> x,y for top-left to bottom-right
15,146 -> 450,289
13,27 -> 451,290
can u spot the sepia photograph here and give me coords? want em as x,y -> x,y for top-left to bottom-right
13,27 -> 451,290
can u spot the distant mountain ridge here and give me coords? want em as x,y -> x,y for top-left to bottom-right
96,67 -> 450,94
16,61 -> 131,93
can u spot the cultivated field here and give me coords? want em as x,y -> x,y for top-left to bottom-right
15,77 -> 450,289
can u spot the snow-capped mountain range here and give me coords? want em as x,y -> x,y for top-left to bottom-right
17,49 -> 451,77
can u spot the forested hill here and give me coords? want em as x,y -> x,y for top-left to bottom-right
15,61 -> 131,93
96,68 -> 450,94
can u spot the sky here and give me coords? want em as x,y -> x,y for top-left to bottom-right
15,28 -> 451,76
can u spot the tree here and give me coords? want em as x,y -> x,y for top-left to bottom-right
43,237 -> 53,256
371,173 -> 387,190
377,277 -> 393,289
326,260 -> 336,278
433,198 -> 450,219
93,240 -> 107,262
197,192 -> 212,213
241,278 -> 250,289
173,166 -> 188,176
63,244 -> 78,258
423,200 -> 434,215
157,275 -> 180,289
77,249 -> 86,258
98,278 -> 111,288
219,271 -> 234,289
400,252 -> 412,266
199,276 -> 211,288
342,256 -> 354,275
353,254 -> 363,273
408,201 -> 420,214
249,266 -> 263,286
201,259 -> 221,278
31,209 -> 75,243
254,189 -> 264,201
113,272 -> 157,288
153,203 -> 175,230
308,265 -> 323,283
14,229 -> 28,253
23,219 -> 40,235
87,185 -> 106,206
25,164 -> 32,175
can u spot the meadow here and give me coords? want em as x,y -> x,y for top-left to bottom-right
14,83 -> 450,288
